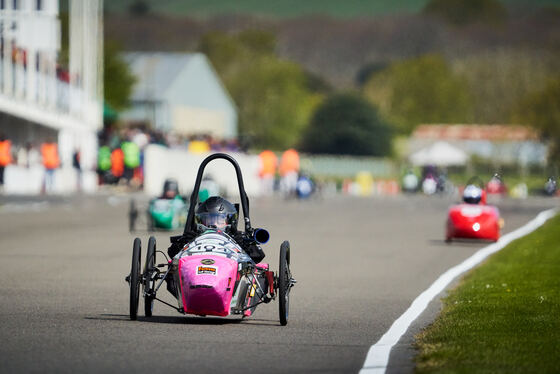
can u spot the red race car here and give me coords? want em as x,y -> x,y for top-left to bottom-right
446,178 -> 503,242
486,174 -> 507,195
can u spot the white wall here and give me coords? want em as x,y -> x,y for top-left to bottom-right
144,145 -> 261,199
4,166 -> 97,194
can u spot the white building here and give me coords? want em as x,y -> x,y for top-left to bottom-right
0,0 -> 103,194
409,124 -> 547,166
121,52 -> 237,139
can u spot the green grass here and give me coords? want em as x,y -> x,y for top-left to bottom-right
105,0 -> 560,18
414,212 -> 560,373
106,0 -> 428,18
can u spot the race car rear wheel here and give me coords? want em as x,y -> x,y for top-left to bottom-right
278,241 -> 291,326
129,238 -> 142,320
144,236 -> 156,317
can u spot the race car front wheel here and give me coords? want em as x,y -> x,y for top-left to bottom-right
144,236 -> 156,317
278,241 -> 291,326
129,238 -> 142,320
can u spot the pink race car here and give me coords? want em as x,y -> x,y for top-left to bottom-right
126,153 -> 295,325
446,178 -> 503,242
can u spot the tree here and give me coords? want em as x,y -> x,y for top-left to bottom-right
129,0 -> 150,16
300,93 -> 393,156
363,54 -> 473,134
424,0 -> 507,26
104,41 -> 136,111
199,30 -> 321,150
514,77 -> 560,163
453,50 -> 559,124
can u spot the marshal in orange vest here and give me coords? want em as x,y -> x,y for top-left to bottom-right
258,150 -> 278,177
41,142 -> 60,170
0,139 -> 12,167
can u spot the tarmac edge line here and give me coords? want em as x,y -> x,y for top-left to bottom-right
359,208 -> 558,374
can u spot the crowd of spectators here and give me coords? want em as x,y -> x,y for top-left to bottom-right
0,134 -> 64,194
97,125 -> 243,187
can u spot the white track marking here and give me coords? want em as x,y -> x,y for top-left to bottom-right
360,208 -> 557,374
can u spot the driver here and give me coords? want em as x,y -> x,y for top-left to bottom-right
463,184 -> 482,204
195,195 -> 238,232
161,178 -> 180,199
167,196 -> 265,263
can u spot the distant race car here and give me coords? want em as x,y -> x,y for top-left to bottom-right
129,179 -> 188,232
422,175 -> 438,195
402,170 -> 419,193
446,177 -> 503,242
296,174 -> 314,199
544,176 -> 558,196
486,174 -> 507,195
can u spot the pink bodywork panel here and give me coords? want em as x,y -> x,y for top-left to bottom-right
178,255 -> 238,317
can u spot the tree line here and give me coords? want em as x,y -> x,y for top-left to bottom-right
103,0 -> 560,162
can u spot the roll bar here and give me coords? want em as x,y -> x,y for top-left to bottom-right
466,176 -> 484,188
184,153 -> 252,234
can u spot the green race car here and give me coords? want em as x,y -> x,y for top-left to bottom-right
129,179 -> 189,232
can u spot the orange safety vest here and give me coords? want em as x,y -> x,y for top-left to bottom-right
111,148 -> 124,177
259,150 -> 277,177
0,140 -> 12,166
41,143 -> 60,170
279,149 -> 300,176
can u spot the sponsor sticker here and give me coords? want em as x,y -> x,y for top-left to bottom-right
200,259 -> 215,265
197,266 -> 217,275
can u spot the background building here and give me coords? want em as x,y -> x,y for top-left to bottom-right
121,52 -> 237,139
0,0 -> 103,193
409,124 -> 547,166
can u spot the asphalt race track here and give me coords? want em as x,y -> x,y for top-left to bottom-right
0,194 -> 557,374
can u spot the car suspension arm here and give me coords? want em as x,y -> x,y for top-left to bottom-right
154,296 -> 183,313
152,265 -> 171,294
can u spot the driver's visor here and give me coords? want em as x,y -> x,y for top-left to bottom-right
196,212 -> 229,229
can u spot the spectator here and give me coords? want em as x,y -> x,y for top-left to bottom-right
121,139 -> 140,185
73,149 -> 81,192
279,148 -> 300,197
258,150 -> 277,196
188,135 -> 210,154
17,143 -> 28,168
110,147 -> 124,184
97,144 -> 112,184
0,134 -> 13,190
132,128 -> 149,149
41,138 -> 60,194
27,143 -> 41,168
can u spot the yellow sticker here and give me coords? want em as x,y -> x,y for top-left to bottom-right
249,284 -> 256,297
197,266 -> 217,275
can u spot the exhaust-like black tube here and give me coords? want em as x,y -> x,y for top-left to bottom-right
252,228 -> 270,244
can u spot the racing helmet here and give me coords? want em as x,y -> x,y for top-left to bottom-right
463,184 -> 482,204
162,178 -> 179,198
195,196 -> 238,232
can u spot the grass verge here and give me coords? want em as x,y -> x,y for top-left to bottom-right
415,212 -> 560,373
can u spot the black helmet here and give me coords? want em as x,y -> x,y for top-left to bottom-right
195,196 -> 238,232
162,178 -> 179,198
